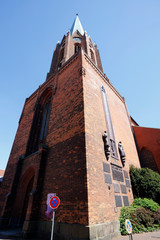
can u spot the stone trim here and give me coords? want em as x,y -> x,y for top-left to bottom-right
23,220 -> 120,240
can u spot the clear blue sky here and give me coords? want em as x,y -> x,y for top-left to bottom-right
0,0 -> 160,170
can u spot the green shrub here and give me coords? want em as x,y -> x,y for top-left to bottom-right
134,207 -> 154,227
130,166 -> 160,204
133,198 -> 160,212
119,198 -> 160,235
120,206 -> 140,235
119,207 -> 132,235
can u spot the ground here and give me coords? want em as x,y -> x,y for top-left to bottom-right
0,229 -> 160,240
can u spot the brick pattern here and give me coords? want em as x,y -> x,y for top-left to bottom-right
47,30 -> 103,79
0,49 -> 141,234
0,53 -> 88,226
82,52 -> 140,224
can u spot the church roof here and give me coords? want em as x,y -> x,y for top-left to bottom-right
70,14 -> 84,36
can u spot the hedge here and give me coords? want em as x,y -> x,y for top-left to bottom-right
129,165 -> 160,204
120,198 -> 160,235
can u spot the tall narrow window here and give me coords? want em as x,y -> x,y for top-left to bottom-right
90,49 -> 95,63
26,90 -> 52,156
39,100 -> 51,142
75,44 -> 81,54
58,48 -> 64,68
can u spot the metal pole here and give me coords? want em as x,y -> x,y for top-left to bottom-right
51,210 -> 55,240
129,234 -> 133,240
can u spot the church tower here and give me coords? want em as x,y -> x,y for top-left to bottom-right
0,15 -> 140,240
46,14 -> 103,79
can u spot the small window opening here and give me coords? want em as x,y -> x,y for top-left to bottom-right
90,49 -> 95,63
58,48 -> 64,68
75,44 -> 81,54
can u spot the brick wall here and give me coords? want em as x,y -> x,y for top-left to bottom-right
133,126 -> 160,173
0,52 -> 89,226
82,52 -> 140,225
0,49 -> 141,231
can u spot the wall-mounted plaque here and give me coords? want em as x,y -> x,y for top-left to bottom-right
111,164 -> 124,182
120,184 -> 127,194
125,179 -> 131,188
123,196 -> 129,206
115,195 -> 122,207
123,170 -> 129,179
103,163 -> 110,173
104,174 -> 112,184
113,183 -> 120,193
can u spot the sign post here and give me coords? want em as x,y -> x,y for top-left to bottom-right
50,210 -> 55,240
125,219 -> 133,240
49,196 -> 60,240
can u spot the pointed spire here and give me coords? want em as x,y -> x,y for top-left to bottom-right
70,14 -> 84,36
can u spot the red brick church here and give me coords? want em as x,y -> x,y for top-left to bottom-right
0,15 -> 159,240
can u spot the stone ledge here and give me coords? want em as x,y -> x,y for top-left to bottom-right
89,221 -> 120,240
33,220 -> 120,240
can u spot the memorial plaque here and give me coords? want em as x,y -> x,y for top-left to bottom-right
103,163 -> 110,173
123,196 -> 129,206
113,183 -> 120,193
120,184 -> 127,194
123,170 -> 129,179
111,164 -> 124,182
115,195 -> 122,207
104,174 -> 112,184
125,179 -> 131,188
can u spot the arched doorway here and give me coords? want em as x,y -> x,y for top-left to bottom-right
21,176 -> 34,224
10,167 -> 35,227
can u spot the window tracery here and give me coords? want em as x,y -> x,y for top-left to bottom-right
26,89 -> 52,156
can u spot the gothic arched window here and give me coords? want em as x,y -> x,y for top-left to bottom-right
139,147 -> 158,172
39,99 -> 51,142
26,89 -> 52,156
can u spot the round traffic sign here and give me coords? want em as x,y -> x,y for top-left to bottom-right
125,219 -> 132,234
50,196 -> 60,209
